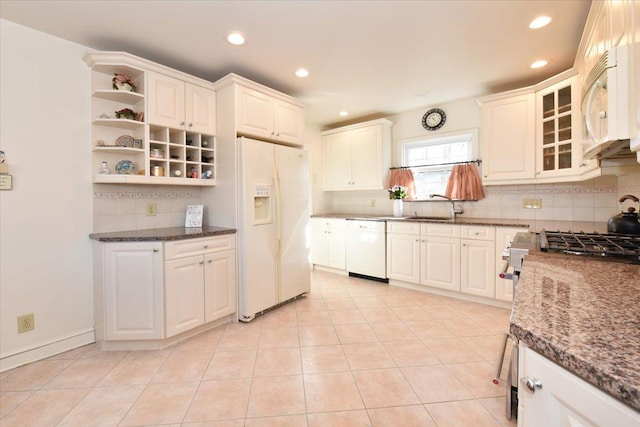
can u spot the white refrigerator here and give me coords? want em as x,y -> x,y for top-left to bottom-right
237,137 -> 310,321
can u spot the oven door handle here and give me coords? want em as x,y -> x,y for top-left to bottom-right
499,260 -> 513,280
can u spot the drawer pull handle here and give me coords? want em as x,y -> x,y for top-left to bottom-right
207,259 -> 213,263
153,248 -> 159,253
199,260 -> 204,265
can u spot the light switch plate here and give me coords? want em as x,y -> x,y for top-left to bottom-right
522,198 -> 542,209
146,202 -> 157,216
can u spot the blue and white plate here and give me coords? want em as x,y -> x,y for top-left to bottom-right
115,160 -> 136,174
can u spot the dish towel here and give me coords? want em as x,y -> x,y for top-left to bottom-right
445,163 -> 485,201
388,169 -> 416,200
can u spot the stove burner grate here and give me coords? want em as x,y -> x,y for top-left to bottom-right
539,230 -> 640,262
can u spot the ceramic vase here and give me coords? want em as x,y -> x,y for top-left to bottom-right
393,199 -> 403,217
115,82 -> 132,92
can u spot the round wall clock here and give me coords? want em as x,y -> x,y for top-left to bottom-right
422,108 -> 446,131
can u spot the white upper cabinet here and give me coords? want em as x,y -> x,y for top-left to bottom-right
479,91 -> 536,184
236,85 -> 304,145
322,119 -> 392,191
148,71 -> 216,135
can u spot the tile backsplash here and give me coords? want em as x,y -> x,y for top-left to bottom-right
93,185 -> 202,232
330,173 -> 640,224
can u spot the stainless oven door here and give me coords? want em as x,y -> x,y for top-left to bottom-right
506,337 -> 519,419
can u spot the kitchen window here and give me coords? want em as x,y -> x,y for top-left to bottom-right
402,129 -> 478,199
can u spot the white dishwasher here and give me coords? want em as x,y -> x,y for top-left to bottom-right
345,220 -> 387,281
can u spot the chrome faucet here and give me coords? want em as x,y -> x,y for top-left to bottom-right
429,194 -> 464,219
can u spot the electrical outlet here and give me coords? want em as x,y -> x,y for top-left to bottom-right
17,313 -> 34,333
146,202 -> 157,216
522,198 -> 542,209
370,199 -> 376,207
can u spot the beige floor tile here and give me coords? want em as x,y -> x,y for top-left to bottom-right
446,361 -> 505,398
382,340 -> 439,367
404,320 -> 456,339
343,343 -> 395,370
245,414 -> 308,426
43,355 -> 124,389
352,296 -> 387,309
352,368 -> 419,408
184,379 -> 252,422
321,289 -> 351,299
304,372 -> 364,412
254,348 -> 302,377
0,391 -> 33,418
218,326 -> 261,351
461,335 -> 510,362
479,396 -> 518,426
378,294 -> 415,307
120,381 -> 199,426
440,317 -> 493,337
424,304 -> 467,319
425,400 -> 503,427
298,325 -> 340,347
370,322 -> 417,342
307,409 -> 371,427
389,305 -> 433,321
329,309 -> 367,325
367,405 -> 437,427
259,327 -> 300,349
204,350 -> 257,380
260,306 -> 298,328
172,330 -> 222,353
44,344 -> 94,360
150,350 -> 212,383
56,385 -> 144,426
0,359 -> 73,391
183,421 -> 244,427
324,297 -> 357,310
246,375 -> 305,418
402,364 -> 473,403
472,314 -> 511,334
0,388 -> 89,427
359,307 -> 400,323
335,323 -> 379,344
296,310 -> 332,326
98,352 -> 167,386
301,345 -> 350,373
295,297 -> 328,312
423,337 -> 485,363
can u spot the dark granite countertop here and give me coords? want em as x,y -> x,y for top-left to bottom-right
311,213 -> 529,228
510,253 -> 640,411
89,226 -> 236,242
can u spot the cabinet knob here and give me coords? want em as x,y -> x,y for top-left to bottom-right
153,248 -> 159,253
199,260 -> 204,265
203,244 -> 208,248
207,259 -> 212,263
276,133 -> 280,137
521,377 -> 543,393
187,122 -> 193,127
180,121 -> 185,126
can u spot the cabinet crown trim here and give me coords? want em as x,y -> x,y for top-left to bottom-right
321,118 -> 394,135
213,73 -> 305,107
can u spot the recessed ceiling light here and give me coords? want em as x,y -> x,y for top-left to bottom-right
226,31 -> 245,46
295,68 -> 309,78
529,16 -> 552,29
530,60 -> 548,69
339,111 -> 349,117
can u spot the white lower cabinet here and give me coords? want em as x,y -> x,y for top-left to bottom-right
101,242 -> 164,341
310,218 -> 346,270
387,222 -> 525,302
518,344 -> 640,427
386,222 -> 460,291
95,234 -> 236,346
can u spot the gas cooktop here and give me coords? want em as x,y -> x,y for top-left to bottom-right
539,230 -> 640,264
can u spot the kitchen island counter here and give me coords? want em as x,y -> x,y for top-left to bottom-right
510,253 -> 640,411
89,225 -> 236,242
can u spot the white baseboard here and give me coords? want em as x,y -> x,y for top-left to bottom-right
0,329 -> 96,372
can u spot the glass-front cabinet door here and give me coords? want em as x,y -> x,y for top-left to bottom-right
538,77 -> 576,175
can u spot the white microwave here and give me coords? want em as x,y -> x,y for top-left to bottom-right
581,44 -> 633,160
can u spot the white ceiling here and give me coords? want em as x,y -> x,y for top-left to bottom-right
0,0 -> 591,128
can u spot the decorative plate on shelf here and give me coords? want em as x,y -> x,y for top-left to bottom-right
116,135 -> 134,148
115,160 -> 136,174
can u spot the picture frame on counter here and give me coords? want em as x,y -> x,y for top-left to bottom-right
185,204 -> 203,228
